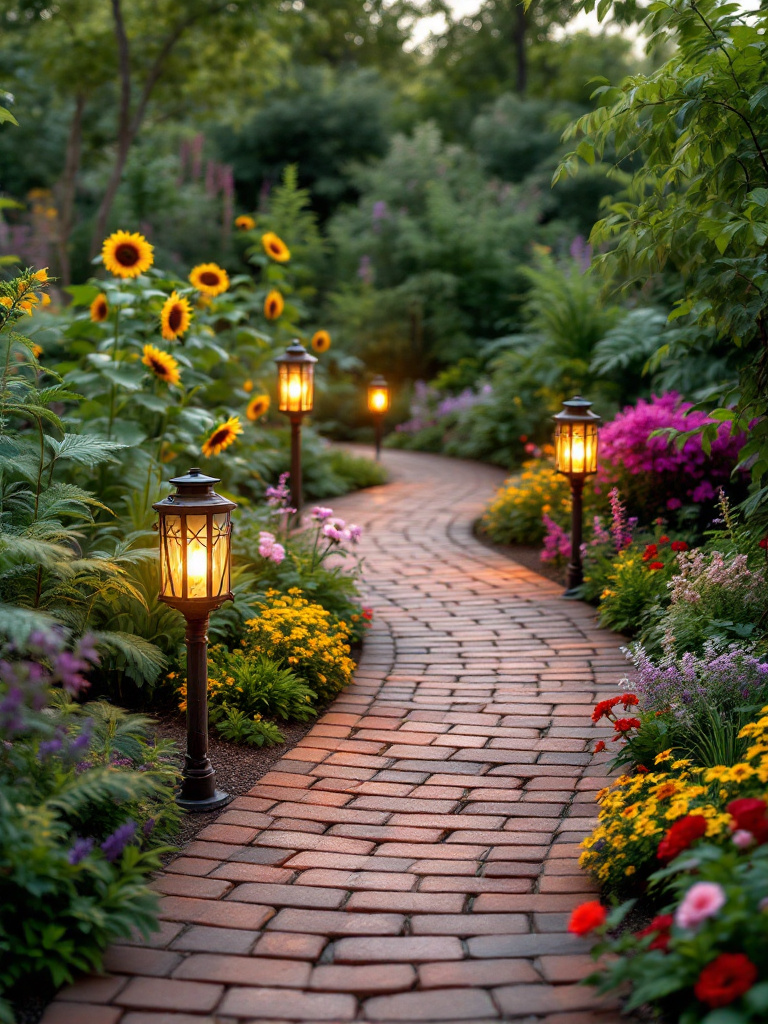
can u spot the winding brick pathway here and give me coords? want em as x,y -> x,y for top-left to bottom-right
45,450 -> 626,1024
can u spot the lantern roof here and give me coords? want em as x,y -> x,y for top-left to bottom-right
275,339 -> 317,366
153,467 -> 236,514
369,374 -> 389,389
553,395 -> 602,426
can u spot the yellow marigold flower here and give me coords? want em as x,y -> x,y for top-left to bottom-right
235,215 -> 256,231
246,394 -> 270,421
31,343 -> 43,358
33,268 -> 49,283
261,231 -> 290,262
264,289 -> 284,320
311,330 -> 331,353
654,749 -> 674,765
0,296 -> 12,309
102,230 -> 154,278
160,291 -> 193,341
726,764 -> 755,783
189,262 -> 230,297
201,416 -> 243,457
40,293 -> 51,307
671,758 -> 692,770
141,344 -> 181,386
704,766 -> 729,783
625,865 -> 636,876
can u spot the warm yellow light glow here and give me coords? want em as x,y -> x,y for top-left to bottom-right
555,423 -> 598,476
369,389 -> 387,412
187,543 -> 207,597
278,363 -> 314,413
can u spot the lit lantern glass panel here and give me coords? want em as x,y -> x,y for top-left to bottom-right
276,340 -> 317,414
367,376 -> 390,414
154,470 -> 236,614
552,397 -> 601,478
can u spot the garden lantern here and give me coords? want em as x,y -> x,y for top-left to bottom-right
153,468 -> 236,811
276,339 -> 317,514
367,375 -> 390,460
553,396 -> 601,595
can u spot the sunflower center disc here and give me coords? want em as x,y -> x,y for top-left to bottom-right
168,307 -> 182,331
200,273 -> 219,286
116,244 -> 139,266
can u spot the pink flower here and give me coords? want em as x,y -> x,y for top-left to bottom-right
258,531 -> 285,564
675,882 -> 726,930
311,506 -> 334,522
347,524 -> 362,542
269,542 -> 285,564
323,523 -> 344,542
732,829 -> 754,850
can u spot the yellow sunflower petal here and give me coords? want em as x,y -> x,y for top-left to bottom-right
261,232 -> 290,263
311,330 -> 331,353
189,263 -> 230,298
102,230 -> 154,279
246,394 -> 270,421
264,289 -> 284,321
160,290 -> 193,341
201,416 -> 243,457
235,215 -> 256,231
90,294 -> 109,323
141,343 -> 181,386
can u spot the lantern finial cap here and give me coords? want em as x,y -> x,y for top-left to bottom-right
275,339 -> 318,366
553,395 -> 602,425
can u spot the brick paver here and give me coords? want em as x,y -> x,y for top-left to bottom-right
45,449 -> 626,1023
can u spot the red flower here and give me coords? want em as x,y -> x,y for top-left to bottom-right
642,543 -> 658,562
594,741 -> 606,754
637,913 -> 674,952
636,765 -> 649,774
694,953 -> 758,1008
568,901 -> 607,936
760,537 -> 768,550
659,535 -> 670,544
727,797 -> 768,844
362,607 -> 374,621
613,717 -> 641,733
657,814 -> 708,863
591,696 -> 621,723
621,693 -> 639,708
648,561 -> 665,571
671,540 -> 689,552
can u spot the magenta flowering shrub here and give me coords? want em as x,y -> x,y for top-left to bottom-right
598,393 -> 745,516
541,514 -> 571,564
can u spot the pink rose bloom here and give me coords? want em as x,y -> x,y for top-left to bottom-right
732,829 -> 754,850
675,882 -> 726,930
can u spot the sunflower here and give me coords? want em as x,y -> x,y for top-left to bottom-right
261,232 -> 290,263
243,379 -> 254,393
235,215 -> 256,231
189,263 -> 230,298
201,416 -> 243,458
90,294 -> 109,322
160,291 -> 193,341
141,344 -> 181,386
102,230 -> 154,279
311,330 -> 331,353
264,289 -> 284,321
246,394 -> 270,421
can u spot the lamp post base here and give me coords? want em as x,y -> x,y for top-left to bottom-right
176,788 -> 232,813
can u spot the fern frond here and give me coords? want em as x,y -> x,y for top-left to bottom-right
90,630 -> 167,688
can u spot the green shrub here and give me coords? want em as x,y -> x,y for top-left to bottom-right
213,708 -> 285,747
0,631 -> 178,1017
204,652 -> 318,723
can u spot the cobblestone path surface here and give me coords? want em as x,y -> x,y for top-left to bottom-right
45,450 -> 627,1024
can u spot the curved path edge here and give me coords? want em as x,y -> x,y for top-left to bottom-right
44,449 -> 627,1024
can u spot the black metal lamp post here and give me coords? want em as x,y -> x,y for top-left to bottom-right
367,375 -> 390,460
276,339 -> 317,515
553,396 -> 601,597
153,468 -> 236,811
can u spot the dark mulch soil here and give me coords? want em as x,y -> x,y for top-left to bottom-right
153,713 -> 316,848
473,522 -> 566,587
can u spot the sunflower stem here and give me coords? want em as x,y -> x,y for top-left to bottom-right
107,305 -> 121,440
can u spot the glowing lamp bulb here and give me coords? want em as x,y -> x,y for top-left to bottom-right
370,390 -> 387,412
288,377 -> 302,402
187,544 -> 206,583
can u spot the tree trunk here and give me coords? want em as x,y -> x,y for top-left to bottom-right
514,0 -> 527,95
55,93 -> 86,288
